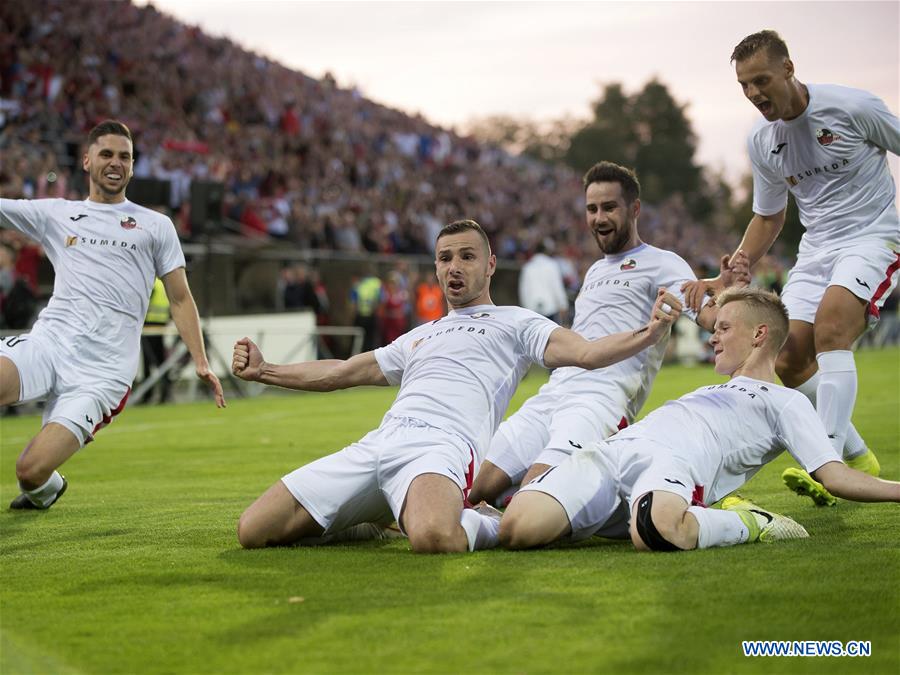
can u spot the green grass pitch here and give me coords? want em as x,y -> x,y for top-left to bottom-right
1,348 -> 898,674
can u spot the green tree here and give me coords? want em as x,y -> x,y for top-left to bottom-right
565,79 -> 709,218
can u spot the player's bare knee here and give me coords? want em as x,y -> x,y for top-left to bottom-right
407,524 -> 464,553
498,511 -> 538,549
814,320 -> 856,352
15,452 -> 53,488
236,511 -> 268,549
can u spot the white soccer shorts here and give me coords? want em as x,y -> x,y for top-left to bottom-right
518,438 -> 694,540
486,389 -> 624,483
1,331 -> 130,447
281,416 -> 475,534
782,242 -> 899,325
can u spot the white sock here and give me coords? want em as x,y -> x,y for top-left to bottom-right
20,471 -> 65,508
816,350 -> 857,454
688,506 -> 749,549
795,371 -> 868,460
460,509 -> 501,551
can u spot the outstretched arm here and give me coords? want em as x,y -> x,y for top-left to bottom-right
232,337 -> 389,391
683,210 -> 785,312
162,267 -> 225,408
543,289 -> 681,370
813,461 -> 900,502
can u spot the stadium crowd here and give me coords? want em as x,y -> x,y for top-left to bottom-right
1,0 -> 738,289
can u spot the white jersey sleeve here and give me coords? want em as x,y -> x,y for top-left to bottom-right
847,88 -> 900,156
373,330 -> 411,385
775,394 -> 843,474
1,198 -> 59,241
749,130 -> 790,217
154,214 -> 187,278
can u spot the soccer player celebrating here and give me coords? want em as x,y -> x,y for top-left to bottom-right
232,219 -> 680,553
500,287 -> 900,553
1,120 -> 225,511
684,30 -> 899,506
467,161 -> 748,508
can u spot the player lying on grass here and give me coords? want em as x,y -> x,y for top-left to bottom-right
231,219 -> 680,553
499,286 -> 900,553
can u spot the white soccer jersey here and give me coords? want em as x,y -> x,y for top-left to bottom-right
374,305 -> 558,462
610,376 -> 841,504
748,83 -> 900,255
544,243 -> 698,422
0,198 -> 186,385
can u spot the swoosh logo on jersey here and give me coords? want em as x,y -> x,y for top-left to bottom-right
856,278 -> 871,290
568,440 -> 583,449
69,214 -> 88,222
664,478 -> 686,487
771,143 -> 787,155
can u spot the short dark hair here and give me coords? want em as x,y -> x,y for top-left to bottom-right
731,30 -> 790,64
582,161 -> 640,204
436,219 -> 491,254
88,119 -> 133,146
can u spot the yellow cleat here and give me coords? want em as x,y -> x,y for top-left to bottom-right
722,495 -> 809,542
781,467 -> 837,507
846,449 -> 880,477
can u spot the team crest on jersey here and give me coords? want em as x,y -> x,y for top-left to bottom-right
120,216 -> 138,230
815,128 -> 840,146
65,235 -> 78,247
620,259 -> 637,271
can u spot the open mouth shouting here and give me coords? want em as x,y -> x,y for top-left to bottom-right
447,277 -> 465,294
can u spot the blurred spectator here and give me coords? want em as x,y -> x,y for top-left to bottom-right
518,238 -> 569,324
140,277 -> 172,404
280,263 -> 321,313
414,275 -> 445,325
378,270 -> 410,345
350,269 -> 381,352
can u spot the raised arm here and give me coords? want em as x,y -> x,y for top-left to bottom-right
162,267 -> 225,408
232,337 -> 389,391
813,461 -> 900,502
683,211 -> 785,312
543,289 -> 680,370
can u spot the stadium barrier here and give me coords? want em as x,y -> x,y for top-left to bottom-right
130,312 -> 363,405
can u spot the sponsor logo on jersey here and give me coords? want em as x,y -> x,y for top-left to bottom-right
580,278 -> 632,292
705,382 -> 767,400
815,128 -> 841,146
412,324 -> 488,349
120,216 -> 138,230
69,214 -> 88,222
785,157 -> 849,186
620,258 -> 637,271
64,235 -> 138,251
771,142 -> 787,155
